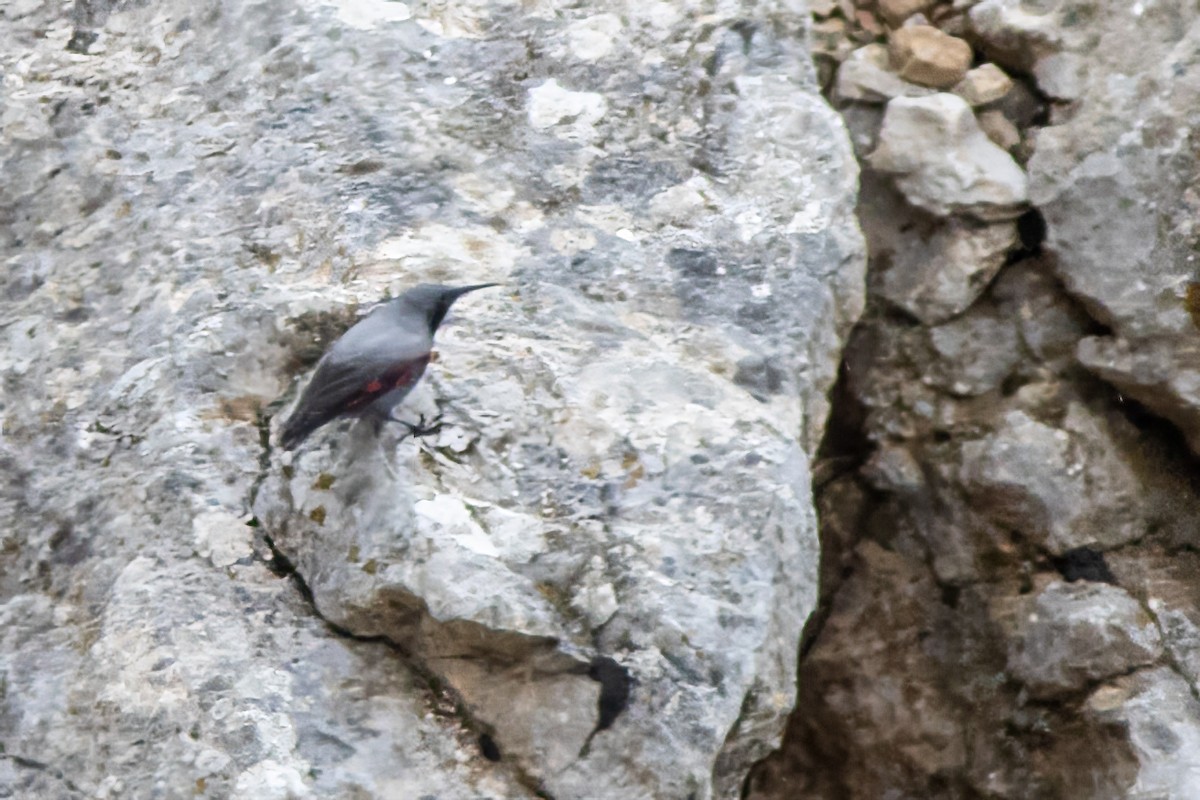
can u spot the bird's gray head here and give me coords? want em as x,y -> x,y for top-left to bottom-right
398,283 -> 498,333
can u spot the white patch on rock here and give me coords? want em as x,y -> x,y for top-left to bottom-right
648,177 -> 718,227
786,199 -> 829,234
450,174 -> 515,217
415,495 -> 499,557
1033,52 -> 1085,100
325,0 -> 411,29
566,13 -> 622,61
527,79 -> 608,141
233,758 -> 311,800
370,223 -> 521,281
735,208 -> 767,242
549,227 -> 598,255
571,557 -> 620,628
193,510 -> 253,568
414,2 -> 485,39
574,204 -> 638,238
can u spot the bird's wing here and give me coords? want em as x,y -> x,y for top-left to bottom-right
279,348 -> 431,450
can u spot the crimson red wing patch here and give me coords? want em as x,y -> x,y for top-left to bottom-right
341,355 -> 431,412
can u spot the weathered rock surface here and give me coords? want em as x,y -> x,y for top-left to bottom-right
1026,0 -> 1200,464
871,93 -> 1029,219
756,541 -> 973,798
967,0 -> 1063,71
1032,51 -> 1085,101
1087,667 -> 1200,799
751,1 -> 1200,798
751,241 -> 1200,799
878,218 -> 1017,324
959,407 -> 1145,555
1008,580 -> 1164,698
0,1 -> 864,799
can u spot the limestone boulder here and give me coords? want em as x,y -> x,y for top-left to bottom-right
0,1 -> 865,798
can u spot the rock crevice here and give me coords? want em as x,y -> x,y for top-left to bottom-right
752,0 -> 1200,797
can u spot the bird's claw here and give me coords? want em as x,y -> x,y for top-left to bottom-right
392,413 -> 443,442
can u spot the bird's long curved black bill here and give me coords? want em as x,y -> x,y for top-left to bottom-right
449,283 -> 499,300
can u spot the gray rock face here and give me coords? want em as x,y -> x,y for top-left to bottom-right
1020,2 -> 1200,776
1024,0 -> 1200,455
1087,667 -> 1200,799
878,220 -> 1016,325
959,408 -> 1144,555
750,2 -> 1200,799
0,1 -> 864,799
1008,581 -> 1164,698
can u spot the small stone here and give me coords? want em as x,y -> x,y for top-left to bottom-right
977,109 -> 1020,150
889,25 -> 974,89
926,309 -> 1021,396
959,408 -> 1143,554
870,93 -> 1029,220
1008,582 -> 1163,698
811,17 -> 855,63
877,0 -> 933,26
968,0 -> 1061,71
1033,52 -> 1085,100
932,7 -> 968,37
991,263 -> 1092,367
878,220 -> 1018,324
840,103 -> 886,158
835,44 -> 938,104
854,9 -> 886,39
862,443 -> 924,492
810,0 -> 840,17
565,14 -> 622,61
527,79 -> 607,140
952,63 -> 1013,106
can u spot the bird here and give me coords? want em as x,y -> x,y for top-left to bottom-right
279,282 -> 497,451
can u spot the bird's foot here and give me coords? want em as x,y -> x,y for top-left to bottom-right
389,413 -> 443,442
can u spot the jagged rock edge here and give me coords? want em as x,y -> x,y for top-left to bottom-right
247,412 -> 565,798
